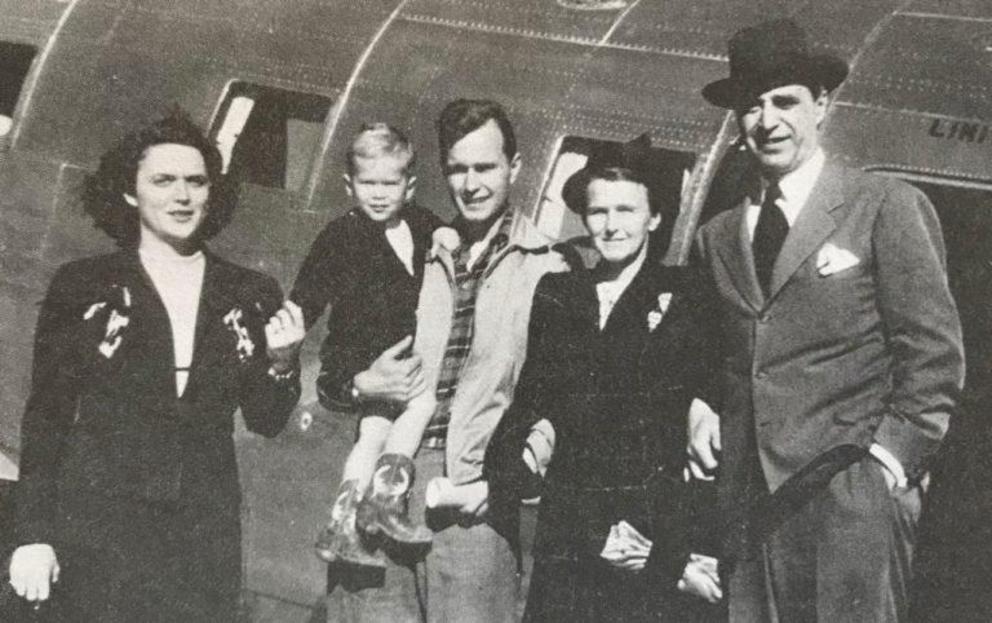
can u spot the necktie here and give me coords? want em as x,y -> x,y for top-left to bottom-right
752,184 -> 787,297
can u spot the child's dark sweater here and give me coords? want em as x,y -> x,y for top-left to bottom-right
291,204 -> 443,410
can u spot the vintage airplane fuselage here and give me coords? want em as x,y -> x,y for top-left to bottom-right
1,0 -> 989,618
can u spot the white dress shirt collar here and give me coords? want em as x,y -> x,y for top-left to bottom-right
595,243 -> 647,330
747,148 -> 827,239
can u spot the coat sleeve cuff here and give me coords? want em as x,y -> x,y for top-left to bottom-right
868,443 -> 907,489
873,409 -> 948,481
644,542 -> 692,589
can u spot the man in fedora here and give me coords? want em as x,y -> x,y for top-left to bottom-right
688,18 -> 964,621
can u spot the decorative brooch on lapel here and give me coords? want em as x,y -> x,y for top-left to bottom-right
428,227 -> 461,260
83,285 -> 131,359
816,242 -> 860,276
647,292 -> 673,332
223,307 -> 255,361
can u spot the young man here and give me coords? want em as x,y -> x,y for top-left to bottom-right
335,100 -> 568,622
291,123 -> 444,566
689,19 -> 964,622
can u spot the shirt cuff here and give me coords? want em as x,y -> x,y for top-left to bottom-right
869,443 -> 908,489
524,419 -> 555,477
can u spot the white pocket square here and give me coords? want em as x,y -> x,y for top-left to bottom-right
816,243 -> 860,276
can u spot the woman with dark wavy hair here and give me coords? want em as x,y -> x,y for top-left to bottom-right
8,110 -> 305,621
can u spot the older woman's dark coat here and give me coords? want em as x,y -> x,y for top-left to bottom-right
14,250 -> 300,622
487,256 -> 721,622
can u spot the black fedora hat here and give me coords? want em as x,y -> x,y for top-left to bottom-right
561,133 -> 654,214
702,18 -> 849,109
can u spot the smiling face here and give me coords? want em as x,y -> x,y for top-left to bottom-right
346,155 -> 414,226
125,143 -> 209,250
583,178 -> 660,267
444,119 -> 521,225
736,83 -> 827,180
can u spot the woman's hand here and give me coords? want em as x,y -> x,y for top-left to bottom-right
265,300 -> 305,372
9,543 -> 59,604
686,398 -> 721,481
600,521 -> 652,572
677,553 -> 722,603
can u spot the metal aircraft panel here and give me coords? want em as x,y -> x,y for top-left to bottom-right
823,105 -> 992,184
605,0 -> 794,57
789,0 -> 908,59
312,16 -> 727,233
903,0 -> 992,20
0,0 -> 66,45
836,14 -> 992,122
16,0 -> 398,168
401,0 -> 622,44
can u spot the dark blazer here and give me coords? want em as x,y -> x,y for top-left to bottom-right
290,205 -> 442,409
487,254 -> 721,622
13,250 -> 300,620
695,161 -> 964,522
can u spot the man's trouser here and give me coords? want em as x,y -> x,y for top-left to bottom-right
332,448 -> 519,623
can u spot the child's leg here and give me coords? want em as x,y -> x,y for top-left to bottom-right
342,414 -> 391,491
356,393 -> 437,545
315,414 -> 393,567
381,392 -> 437,457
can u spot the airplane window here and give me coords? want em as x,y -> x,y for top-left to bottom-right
0,41 -> 37,132
537,135 -> 695,253
212,83 -> 332,193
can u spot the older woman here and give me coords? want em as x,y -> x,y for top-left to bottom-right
486,136 -> 723,622
7,111 -> 304,621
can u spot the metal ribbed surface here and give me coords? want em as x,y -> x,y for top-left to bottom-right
401,0 -> 622,44
902,0 -> 992,20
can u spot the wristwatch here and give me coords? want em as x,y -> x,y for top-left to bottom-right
267,365 -> 297,382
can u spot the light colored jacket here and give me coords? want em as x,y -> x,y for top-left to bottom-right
413,210 -> 568,485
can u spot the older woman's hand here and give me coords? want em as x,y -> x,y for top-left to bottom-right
600,521 -> 652,572
686,398 -> 721,481
678,553 -> 722,603
266,300 -> 306,372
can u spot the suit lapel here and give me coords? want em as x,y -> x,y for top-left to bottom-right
768,163 -> 845,299
567,268 -> 600,332
715,201 -> 764,312
600,260 -> 656,338
188,253 -> 243,391
107,252 -> 177,396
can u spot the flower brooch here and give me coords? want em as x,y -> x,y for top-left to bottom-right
647,292 -> 673,332
429,227 -> 461,259
83,285 -> 131,359
223,307 -> 255,361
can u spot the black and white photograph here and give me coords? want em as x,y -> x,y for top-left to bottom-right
0,1 -> 989,621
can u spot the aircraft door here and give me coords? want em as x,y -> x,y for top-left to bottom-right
207,83 -> 340,618
536,135 -> 696,256
891,178 -> 992,621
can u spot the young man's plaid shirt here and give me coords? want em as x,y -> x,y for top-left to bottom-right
422,211 -> 514,443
